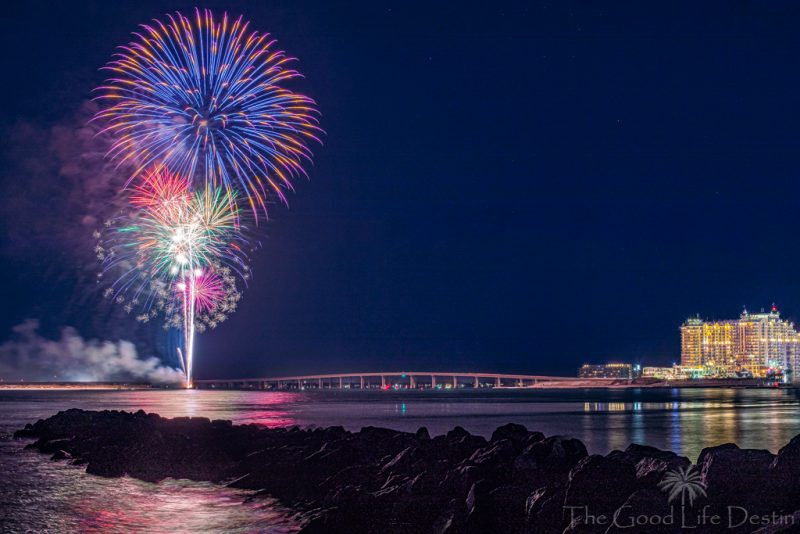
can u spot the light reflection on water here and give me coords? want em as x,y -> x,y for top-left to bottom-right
1,447 -> 298,533
0,390 -> 305,533
3,387 -> 800,531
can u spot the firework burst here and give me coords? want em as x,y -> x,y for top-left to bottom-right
183,270 -> 225,313
169,264 -> 244,334
97,169 -> 251,385
94,10 -> 319,387
94,8 -> 322,216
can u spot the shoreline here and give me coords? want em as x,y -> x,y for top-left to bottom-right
15,409 -> 800,533
0,384 -> 156,391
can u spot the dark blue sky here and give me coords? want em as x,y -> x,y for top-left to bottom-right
3,1 -> 800,378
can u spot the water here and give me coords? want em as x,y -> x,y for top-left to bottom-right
2,387 -> 800,532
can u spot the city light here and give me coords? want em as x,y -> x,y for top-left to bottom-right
680,305 -> 798,379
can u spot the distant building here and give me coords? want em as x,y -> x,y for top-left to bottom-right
578,363 -> 635,379
680,305 -> 800,378
642,366 -> 675,380
680,317 -> 705,368
680,317 -> 735,370
642,366 -> 697,380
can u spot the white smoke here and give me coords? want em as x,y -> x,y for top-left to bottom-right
0,319 -> 184,384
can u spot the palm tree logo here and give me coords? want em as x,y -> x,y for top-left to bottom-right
659,465 -> 707,507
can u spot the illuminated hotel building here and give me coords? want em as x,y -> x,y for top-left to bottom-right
680,318 -> 704,368
680,305 -> 800,377
578,363 -> 636,379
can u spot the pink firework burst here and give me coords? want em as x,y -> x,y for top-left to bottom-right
176,271 -> 225,313
129,167 -> 190,210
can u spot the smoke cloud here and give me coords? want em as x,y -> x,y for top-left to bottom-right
0,319 -> 183,384
0,100 -> 130,262
0,101 -> 166,351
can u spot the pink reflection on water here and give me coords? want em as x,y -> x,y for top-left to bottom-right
69,390 -> 306,429
68,477 -> 299,533
3,390 -> 310,533
236,392 -> 303,428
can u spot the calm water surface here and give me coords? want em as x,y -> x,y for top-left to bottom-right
2,387 -> 800,532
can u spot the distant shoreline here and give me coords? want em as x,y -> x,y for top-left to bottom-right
518,378 -> 792,389
0,383 -> 157,391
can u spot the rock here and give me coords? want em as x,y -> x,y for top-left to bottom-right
613,443 -> 691,470
379,445 -> 418,476
17,409 -> 800,534
701,447 -> 789,516
751,510 -> 800,533
318,464 -> 378,500
697,442 -> 738,467
50,449 -> 72,461
445,426 -> 467,438
443,464 -> 483,495
211,419 -> 232,427
606,443 -> 691,487
488,484 -> 530,532
523,485 -> 567,534
564,455 -> 638,530
771,434 -> 800,502
465,479 -> 497,533
772,434 -> 800,471
604,487 -> 676,534
529,436 -> 588,471
438,427 -> 487,460
469,439 -> 517,482
432,498 -> 467,534
298,507 -> 370,534
359,426 -> 406,447
86,458 -> 127,478
513,435 -> 588,486
491,423 -> 530,444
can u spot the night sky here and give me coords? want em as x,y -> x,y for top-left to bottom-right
3,1 -> 800,378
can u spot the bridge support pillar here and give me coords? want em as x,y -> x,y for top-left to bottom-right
339,377 -> 343,388
381,376 -> 386,388
453,376 -> 457,388
495,376 -> 501,388
474,376 -> 479,388
410,375 -> 416,389
360,376 -> 365,389
318,378 -> 322,389
298,380 -> 302,390
431,375 -> 436,388
518,379 -> 523,387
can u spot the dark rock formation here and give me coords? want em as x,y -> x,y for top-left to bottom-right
607,443 -> 691,487
563,454 -> 638,531
14,409 -> 800,533
700,447 -> 791,523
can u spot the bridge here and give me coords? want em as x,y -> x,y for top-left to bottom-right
193,372 -> 618,390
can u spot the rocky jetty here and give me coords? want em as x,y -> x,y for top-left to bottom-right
14,409 -> 800,533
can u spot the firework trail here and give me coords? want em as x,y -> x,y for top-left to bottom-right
95,8 -> 322,217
